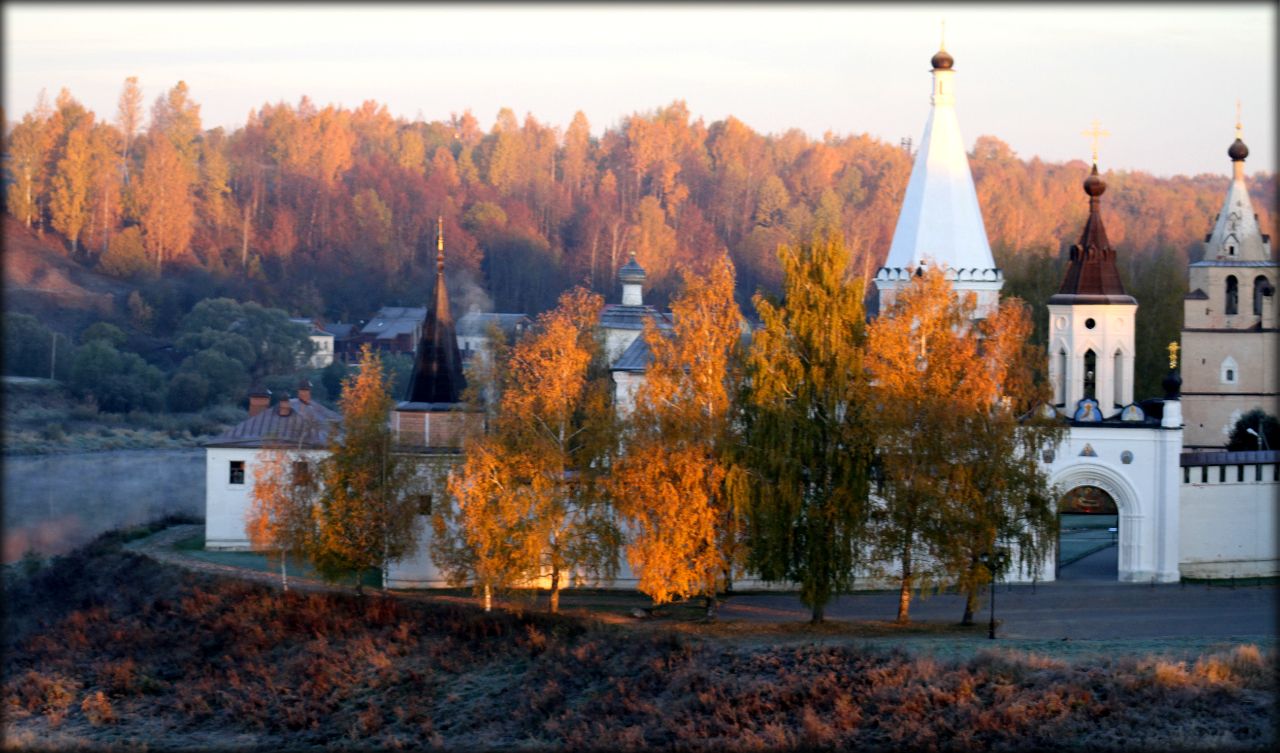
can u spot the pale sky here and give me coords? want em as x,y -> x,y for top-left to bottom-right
4,3 -> 1275,178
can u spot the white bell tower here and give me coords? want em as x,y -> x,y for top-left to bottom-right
1047,156 -> 1137,417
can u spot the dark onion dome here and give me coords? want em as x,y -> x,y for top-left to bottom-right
1162,369 -> 1182,399
618,254 -> 647,284
931,48 -> 954,70
1228,137 -> 1249,162
1083,163 -> 1106,197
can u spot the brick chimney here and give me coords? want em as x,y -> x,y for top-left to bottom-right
248,387 -> 271,418
277,395 -> 293,417
297,379 -> 312,405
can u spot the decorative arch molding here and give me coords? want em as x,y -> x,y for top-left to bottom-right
1051,462 -> 1142,519
1051,461 -> 1147,581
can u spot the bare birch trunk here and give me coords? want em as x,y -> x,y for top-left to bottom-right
897,548 -> 913,624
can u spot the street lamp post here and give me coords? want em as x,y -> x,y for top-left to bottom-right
1246,427 -> 1268,451
980,548 -> 1007,640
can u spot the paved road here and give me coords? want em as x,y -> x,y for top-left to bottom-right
130,526 -> 1276,644
720,546 -> 1276,641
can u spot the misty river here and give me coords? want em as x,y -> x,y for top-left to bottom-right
3,449 -> 204,563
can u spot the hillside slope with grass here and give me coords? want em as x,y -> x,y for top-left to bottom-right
2,217 -> 135,337
3,531 -> 1274,751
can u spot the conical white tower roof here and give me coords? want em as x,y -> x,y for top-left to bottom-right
876,44 -> 1002,316
1203,124 -> 1272,263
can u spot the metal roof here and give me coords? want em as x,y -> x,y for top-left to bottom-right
600,304 -> 673,331
204,398 -> 341,449
1050,166 -> 1133,305
456,311 -> 530,338
612,334 -> 655,372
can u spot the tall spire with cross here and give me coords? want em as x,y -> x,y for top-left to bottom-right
877,35 -> 1001,318
403,214 -> 466,404
1050,129 -> 1131,303
1206,102 -> 1269,262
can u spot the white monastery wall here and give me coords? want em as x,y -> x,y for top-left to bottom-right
1179,459 -> 1280,578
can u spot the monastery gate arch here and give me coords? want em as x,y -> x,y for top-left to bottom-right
1050,463 -> 1144,582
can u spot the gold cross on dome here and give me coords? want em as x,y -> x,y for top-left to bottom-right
1236,100 -> 1243,138
1081,120 -> 1110,166
1167,341 -> 1180,370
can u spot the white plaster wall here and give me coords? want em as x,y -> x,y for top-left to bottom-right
603,327 -> 642,364
1047,302 -> 1136,412
1041,422 -> 1182,582
204,448 -> 328,550
611,371 -> 645,418
1179,464 -> 1280,578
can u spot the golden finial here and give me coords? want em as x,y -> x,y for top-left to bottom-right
1081,120 -> 1110,167
1167,341 -> 1180,370
940,19 -> 946,51
1235,100 -> 1243,139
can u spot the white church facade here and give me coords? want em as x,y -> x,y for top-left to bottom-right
203,43 -> 1278,588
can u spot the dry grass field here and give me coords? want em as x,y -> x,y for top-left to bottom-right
4,529 -> 1275,751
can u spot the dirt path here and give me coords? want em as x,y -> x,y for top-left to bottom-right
123,525 -> 337,594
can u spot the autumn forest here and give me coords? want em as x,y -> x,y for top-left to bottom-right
6,79 -> 1277,398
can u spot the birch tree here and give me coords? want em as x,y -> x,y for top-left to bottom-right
246,446 -> 321,591
439,288 -> 619,613
737,234 -> 875,623
610,257 -> 744,617
315,345 -> 419,592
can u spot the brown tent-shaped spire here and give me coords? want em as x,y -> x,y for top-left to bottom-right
1049,164 -> 1136,305
403,218 -> 466,404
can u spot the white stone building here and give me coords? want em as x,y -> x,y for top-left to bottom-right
289,318 -> 336,369
203,383 -> 340,550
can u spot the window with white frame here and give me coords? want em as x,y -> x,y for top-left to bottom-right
1220,356 -> 1239,385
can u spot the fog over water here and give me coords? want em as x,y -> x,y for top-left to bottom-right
3,450 -> 204,562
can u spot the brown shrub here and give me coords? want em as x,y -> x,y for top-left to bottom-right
11,670 -> 80,723
80,690 -> 116,725
97,657 -> 137,696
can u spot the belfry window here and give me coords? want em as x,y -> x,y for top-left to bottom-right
1056,348 -> 1068,405
1254,276 -> 1270,316
1225,275 -> 1239,315
1083,350 -> 1097,401
1113,349 -> 1123,406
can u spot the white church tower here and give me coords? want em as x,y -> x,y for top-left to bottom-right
875,41 -> 1003,318
1047,161 -> 1137,416
1180,114 -> 1279,448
